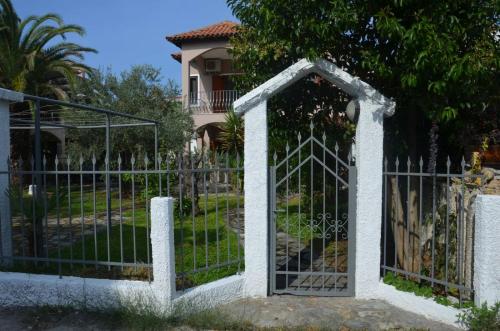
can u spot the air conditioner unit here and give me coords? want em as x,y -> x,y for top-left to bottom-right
205,59 -> 221,73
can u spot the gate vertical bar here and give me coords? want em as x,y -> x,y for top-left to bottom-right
105,113 -> 112,270
269,165 -> 276,294
34,99 -> 44,258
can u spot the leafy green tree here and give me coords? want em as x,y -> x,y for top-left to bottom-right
227,0 -> 499,160
66,65 -> 193,165
0,0 -> 96,97
228,0 -> 499,282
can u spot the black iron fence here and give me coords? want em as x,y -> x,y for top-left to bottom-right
0,152 -> 244,291
381,156 -> 484,305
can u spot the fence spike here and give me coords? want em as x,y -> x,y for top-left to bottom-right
55,154 -> 59,167
395,156 -> 399,168
157,153 -> 162,167
461,156 -> 466,170
131,154 -> 135,166
407,156 -> 411,169
419,156 -> 424,168
322,131 -> 326,142
309,121 -> 314,131
144,154 -> 149,166
117,154 -> 122,166
446,156 -> 451,168
91,153 -> 96,165
79,154 -> 83,166
273,151 -> 277,162
335,142 -> 339,152
285,142 -> 290,152
67,155 -> 71,167
298,132 -> 302,142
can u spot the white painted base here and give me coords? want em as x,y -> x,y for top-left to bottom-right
174,274 -> 244,310
0,272 -> 154,309
0,272 -> 244,314
375,282 -> 464,329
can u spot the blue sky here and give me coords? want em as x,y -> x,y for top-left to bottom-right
12,0 -> 237,86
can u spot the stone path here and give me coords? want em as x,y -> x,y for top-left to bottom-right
0,296 -> 461,330
220,296 -> 460,330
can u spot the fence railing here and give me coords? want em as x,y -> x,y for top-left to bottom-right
183,90 -> 242,114
0,152 -> 244,291
381,156 -> 484,306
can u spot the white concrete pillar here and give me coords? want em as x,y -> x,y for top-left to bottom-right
150,197 -> 176,307
474,194 -> 500,306
353,98 -> 386,298
243,100 -> 268,297
0,89 -> 22,264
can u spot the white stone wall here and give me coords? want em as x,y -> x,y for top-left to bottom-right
474,194 -> 500,306
353,98 -> 386,298
151,197 -> 176,309
375,282 -> 463,328
243,100 -> 269,297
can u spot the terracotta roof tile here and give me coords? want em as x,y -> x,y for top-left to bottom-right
166,21 -> 239,47
171,52 -> 181,63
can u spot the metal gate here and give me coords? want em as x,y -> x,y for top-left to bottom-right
269,125 -> 356,296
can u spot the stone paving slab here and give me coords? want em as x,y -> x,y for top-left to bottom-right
220,296 -> 461,330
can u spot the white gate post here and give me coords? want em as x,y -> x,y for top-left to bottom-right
150,197 -> 176,309
243,100 -> 269,297
0,89 -> 23,264
353,98 -> 389,298
474,194 -> 500,306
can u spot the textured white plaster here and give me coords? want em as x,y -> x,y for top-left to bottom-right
174,274 -> 244,310
0,88 -> 23,102
0,272 -> 244,313
353,99 -> 386,298
0,100 -> 12,262
474,195 -> 500,306
243,100 -> 269,297
0,272 -> 155,309
151,197 -> 176,308
234,59 -> 395,117
376,282 -> 463,329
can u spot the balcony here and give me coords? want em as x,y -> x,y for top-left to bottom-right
184,90 -> 241,114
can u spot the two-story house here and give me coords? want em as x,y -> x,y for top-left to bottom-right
166,21 -> 241,152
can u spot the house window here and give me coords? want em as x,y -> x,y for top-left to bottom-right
189,76 -> 198,105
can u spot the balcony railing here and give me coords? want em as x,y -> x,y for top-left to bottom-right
184,90 -> 241,114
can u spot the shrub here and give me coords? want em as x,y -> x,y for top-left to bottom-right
458,302 -> 500,331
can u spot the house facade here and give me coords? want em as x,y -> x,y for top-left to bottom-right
166,21 -> 241,152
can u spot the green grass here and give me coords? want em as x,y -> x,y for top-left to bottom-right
6,187 -> 244,289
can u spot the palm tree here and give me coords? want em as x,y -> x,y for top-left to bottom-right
217,109 -> 244,156
0,0 -> 96,258
0,0 -> 96,97
1,0 -> 97,160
